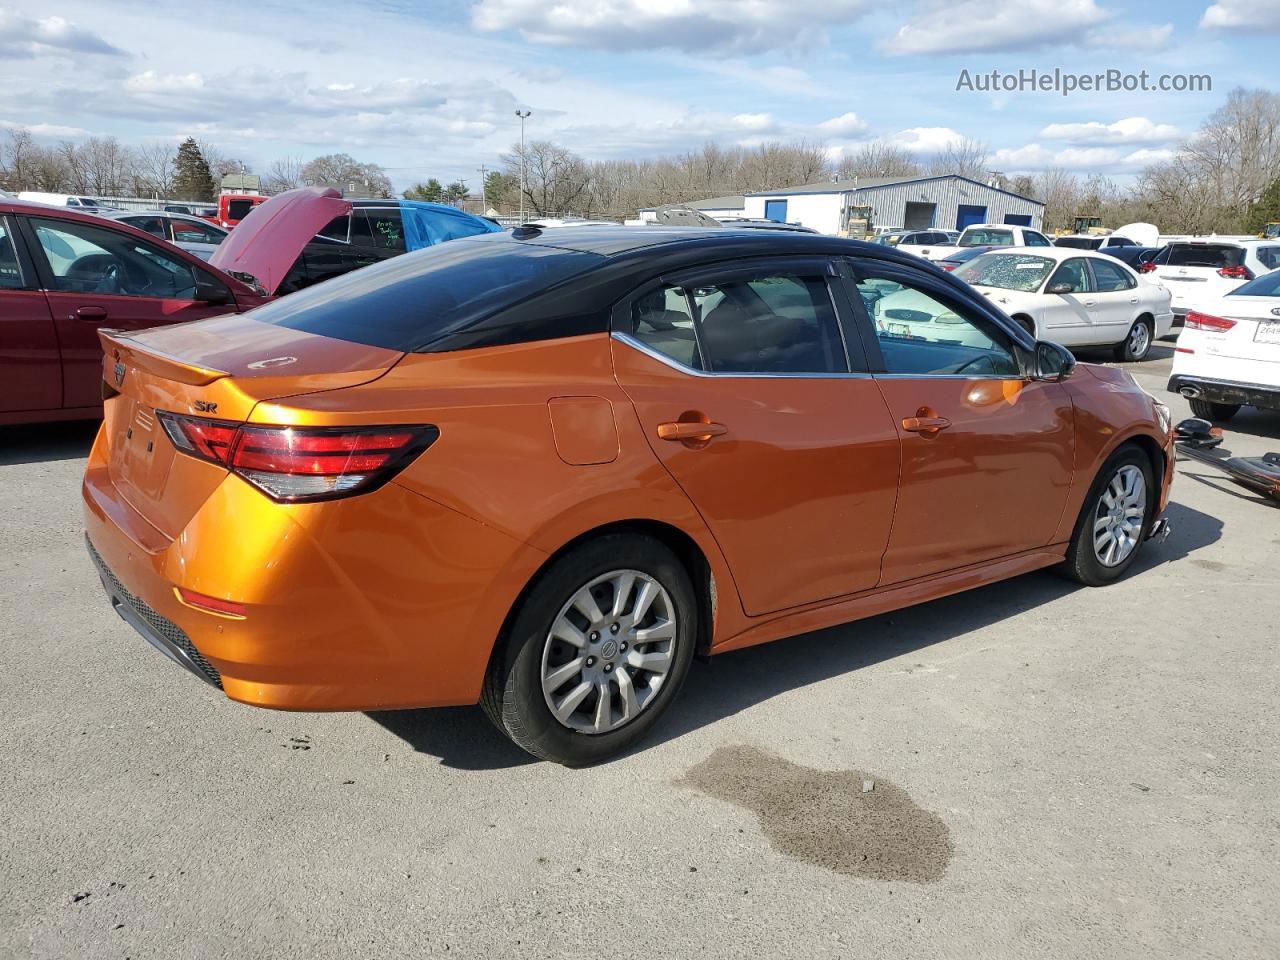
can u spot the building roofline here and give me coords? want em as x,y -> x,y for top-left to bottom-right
744,174 -> 1044,206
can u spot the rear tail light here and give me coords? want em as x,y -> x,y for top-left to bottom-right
1218,265 -> 1253,280
1184,311 -> 1236,332
940,263 -> 957,271
1137,262 -> 1157,273
157,412 -> 438,502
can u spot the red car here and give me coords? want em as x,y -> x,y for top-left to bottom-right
0,199 -> 266,426
217,194 -> 267,230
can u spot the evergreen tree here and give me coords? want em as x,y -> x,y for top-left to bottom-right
171,138 -> 215,201
403,178 -> 444,202
1245,177 -> 1280,234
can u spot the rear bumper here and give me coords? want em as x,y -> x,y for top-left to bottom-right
1167,374 -> 1280,411
81,430 -> 546,712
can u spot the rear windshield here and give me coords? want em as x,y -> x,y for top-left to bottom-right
960,228 -> 1013,247
1054,237 -> 1097,249
227,199 -> 256,220
248,236 -> 604,351
1228,271 -> 1280,297
1166,244 -> 1243,268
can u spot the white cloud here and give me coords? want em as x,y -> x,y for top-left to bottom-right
991,142 -> 1175,172
889,127 -> 967,153
472,0 -> 875,55
1083,22 -> 1174,50
818,112 -> 869,137
0,119 -> 92,138
0,8 -> 125,57
1201,0 -> 1280,30
1039,117 -> 1182,145
884,0 -> 1115,55
732,113 -> 776,132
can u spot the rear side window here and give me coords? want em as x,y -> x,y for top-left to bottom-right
1256,246 -> 1280,270
352,208 -> 405,251
1167,244 -> 1243,268
0,222 -> 24,289
1023,231 -> 1052,247
250,237 -> 603,351
626,270 -> 846,374
1089,259 -> 1136,292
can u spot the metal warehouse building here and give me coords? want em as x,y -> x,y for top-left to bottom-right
742,175 -> 1044,236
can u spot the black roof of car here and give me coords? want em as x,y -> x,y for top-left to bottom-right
502,224 -> 865,258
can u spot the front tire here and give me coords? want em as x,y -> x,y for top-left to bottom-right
1113,316 -> 1153,362
1060,446 -> 1155,586
481,534 -> 697,765
1189,398 -> 1240,422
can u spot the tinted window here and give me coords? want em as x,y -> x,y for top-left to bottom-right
1090,259 -> 1135,292
352,208 -> 405,251
123,215 -> 167,238
251,236 -> 603,351
227,199 -> 256,220
1228,271 -> 1280,297
316,215 -> 350,243
627,270 -> 845,374
954,253 -> 1055,292
854,273 -> 1018,377
0,222 -> 24,289
1166,244 -> 1243,268
961,228 -> 1014,247
1256,246 -> 1280,270
31,217 -> 198,299
1054,237 -> 1093,249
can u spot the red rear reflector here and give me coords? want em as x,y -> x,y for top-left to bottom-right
156,412 -> 438,502
176,587 -> 246,618
1175,347 -> 1195,354
941,264 -> 957,271
1185,311 -> 1236,332
1137,262 -> 1157,273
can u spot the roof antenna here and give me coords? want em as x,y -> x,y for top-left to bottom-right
511,224 -> 543,239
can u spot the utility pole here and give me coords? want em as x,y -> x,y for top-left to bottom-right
515,109 -> 531,223
477,163 -> 488,212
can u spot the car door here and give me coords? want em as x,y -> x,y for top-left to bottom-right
0,215 -> 62,413
610,257 -> 901,616
1086,257 -> 1141,340
1039,257 -> 1096,345
351,207 -> 406,266
20,215 -> 240,410
843,259 -> 1074,585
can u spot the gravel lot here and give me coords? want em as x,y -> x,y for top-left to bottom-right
2,344 -> 1278,960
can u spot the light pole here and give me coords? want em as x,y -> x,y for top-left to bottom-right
515,109 -> 531,223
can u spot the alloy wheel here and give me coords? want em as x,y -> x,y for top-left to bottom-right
540,569 -> 678,735
1093,464 -> 1147,567
1128,321 -> 1151,359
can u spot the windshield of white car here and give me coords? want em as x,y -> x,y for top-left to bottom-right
953,253 -> 1056,292
1228,271 -> 1280,297
960,229 -> 1013,247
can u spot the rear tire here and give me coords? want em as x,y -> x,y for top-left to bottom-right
1188,398 -> 1240,422
1059,446 -> 1155,587
1113,316 -> 1153,362
481,534 -> 697,766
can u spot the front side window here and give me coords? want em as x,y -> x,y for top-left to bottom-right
1047,258 -> 1096,294
31,217 -> 199,299
953,253 -> 1055,292
1024,231 -> 1052,247
1090,258 -> 1136,292
853,272 -> 1020,377
626,270 -> 847,374
316,215 -> 351,243
961,228 -> 1014,247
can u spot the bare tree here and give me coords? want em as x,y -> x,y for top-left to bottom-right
301,153 -> 392,197
502,140 -> 591,216
836,141 -> 922,180
134,142 -> 176,199
265,156 -> 305,194
925,138 -> 991,180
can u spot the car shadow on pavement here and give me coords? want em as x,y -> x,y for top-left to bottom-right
367,500 -> 1222,771
0,421 -> 99,465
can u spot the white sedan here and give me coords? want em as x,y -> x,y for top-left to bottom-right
950,248 -> 1174,361
1168,269 -> 1280,422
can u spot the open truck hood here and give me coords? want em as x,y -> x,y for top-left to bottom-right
208,186 -> 351,296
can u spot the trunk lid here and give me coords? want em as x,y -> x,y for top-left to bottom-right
1201,296 -> 1280,365
98,314 -> 403,538
208,186 -> 351,295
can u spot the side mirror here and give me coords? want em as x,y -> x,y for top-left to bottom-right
1035,340 -> 1076,381
194,274 -> 232,306
1047,282 -> 1075,295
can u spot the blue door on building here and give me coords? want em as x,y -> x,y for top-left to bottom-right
764,199 -> 788,223
955,204 -> 987,230
1003,214 -> 1032,226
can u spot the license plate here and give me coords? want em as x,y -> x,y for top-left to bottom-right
1256,320 -> 1280,345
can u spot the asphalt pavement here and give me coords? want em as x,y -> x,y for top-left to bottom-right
2,344 -> 1278,959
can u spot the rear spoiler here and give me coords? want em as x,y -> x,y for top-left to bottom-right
99,328 -> 229,387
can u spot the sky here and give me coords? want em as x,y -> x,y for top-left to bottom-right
1,0 -> 1276,193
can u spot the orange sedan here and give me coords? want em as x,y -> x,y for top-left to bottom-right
83,227 -> 1174,764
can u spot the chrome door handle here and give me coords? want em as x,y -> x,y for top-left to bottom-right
1084,300 -> 1097,307
1129,297 -> 1139,303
